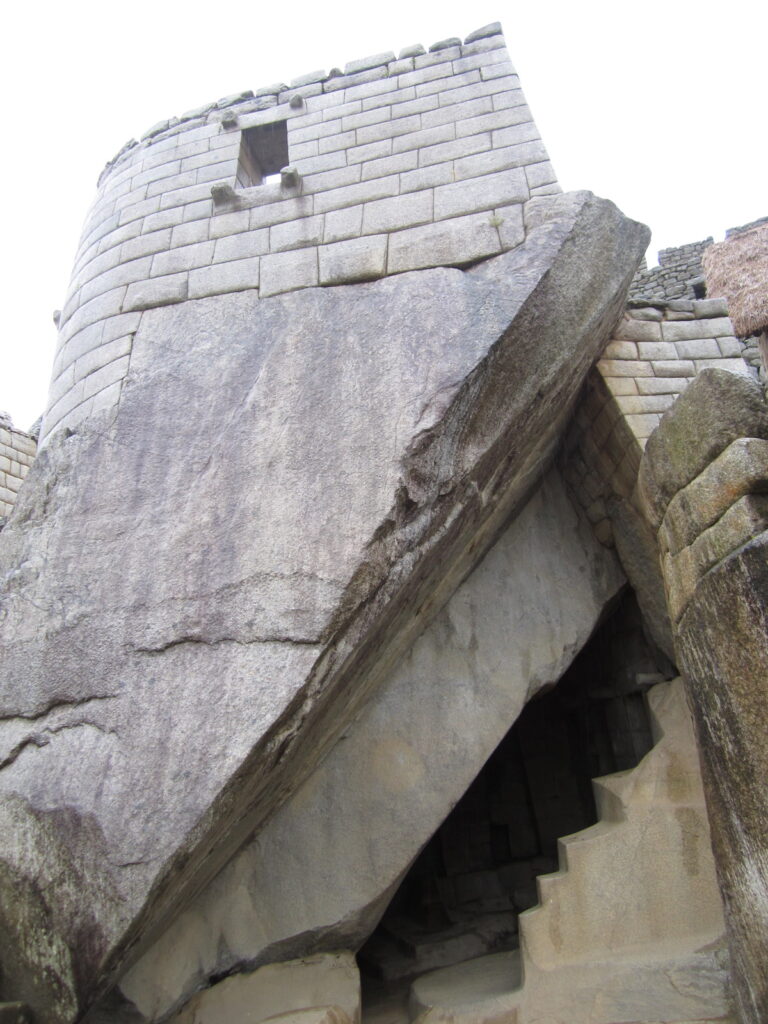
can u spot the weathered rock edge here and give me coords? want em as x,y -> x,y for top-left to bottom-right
0,192 -> 649,1020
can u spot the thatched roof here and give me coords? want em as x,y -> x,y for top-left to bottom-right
703,225 -> 768,337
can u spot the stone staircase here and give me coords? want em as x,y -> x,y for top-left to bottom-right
384,679 -> 734,1024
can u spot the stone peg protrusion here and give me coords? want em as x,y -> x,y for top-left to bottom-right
220,110 -> 238,128
210,183 -> 239,208
280,166 -> 301,190
52,310 -> 61,328
289,93 -> 304,109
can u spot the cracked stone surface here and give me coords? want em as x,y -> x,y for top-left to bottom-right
118,470 -> 624,1021
0,192 -> 648,1022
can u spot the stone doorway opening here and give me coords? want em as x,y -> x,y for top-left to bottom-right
358,591 -> 671,1013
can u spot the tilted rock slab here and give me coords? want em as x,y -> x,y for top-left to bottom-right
0,191 -> 648,1022
118,471 -> 624,1020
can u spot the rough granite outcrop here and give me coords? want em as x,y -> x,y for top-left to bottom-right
0,191 -> 648,1021
638,369 -> 768,1024
117,470 -> 624,1020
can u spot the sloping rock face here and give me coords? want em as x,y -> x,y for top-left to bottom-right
0,192 -> 647,1022
118,470 -> 624,1020
638,369 -> 768,1024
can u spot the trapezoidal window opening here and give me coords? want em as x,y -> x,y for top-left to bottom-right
237,121 -> 289,188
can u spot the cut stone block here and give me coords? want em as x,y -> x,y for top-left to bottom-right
638,368 -> 768,528
318,235 -> 387,285
361,191 -> 433,234
123,274 -> 188,312
675,338 -> 721,359
270,216 -> 326,253
345,52 -> 395,75
666,494 -> 768,621
650,359 -> 695,378
259,247 -> 319,297
660,437 -> 768,556
613,317 -> 661,342
188,257 -> 261,299
151,240 -> 215,277
434,168 -> 528,220
602,340 -> 638,359
323,205 -> 363,244
453,138 -> 540,180
662,317 -> 734,341
636,376 -> 689,395
387,211 -> 502,272
464,22 -> 503,44
636,341 -> 677,360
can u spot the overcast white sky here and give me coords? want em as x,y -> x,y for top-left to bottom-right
1,0 -> 765,430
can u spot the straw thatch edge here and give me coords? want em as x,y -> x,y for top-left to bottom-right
703,226 -> 768,338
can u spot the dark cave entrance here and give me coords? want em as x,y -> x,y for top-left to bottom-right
359,590 -> 672,991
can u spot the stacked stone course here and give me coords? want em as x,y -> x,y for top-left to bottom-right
629,237 -> 712,302
44,23 -> 559,445
0,414 -> 36,522
597,297 -> 749,444
562,297 -> 751,550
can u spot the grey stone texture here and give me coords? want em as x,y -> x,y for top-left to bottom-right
637,368 -> 768,529
597,303 -> 752,449
0,192 -> 648,1022
630,236 -> 713,303
0,418 -> 37,521
44,29 -> 557,442
119,471 -> 625,1021
169,953 -> 360,1024
464,22 -> 503,44
407,680 -> 730,1024
629,218 -> 768,308
638,369 -> 768,1024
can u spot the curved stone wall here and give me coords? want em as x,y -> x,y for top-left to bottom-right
0,415 -> 36,521
42,24 -> 559,444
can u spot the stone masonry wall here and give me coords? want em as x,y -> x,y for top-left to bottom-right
597,297 -> 750,445
43,23 -> 559,445
0,414 -> 37,522
563,297 -> 751,549
629,215 -> 768,305
629,237 -> 712,302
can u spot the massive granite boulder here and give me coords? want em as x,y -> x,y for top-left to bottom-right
0,191 -> 648,1021
117,470 -> 624,1020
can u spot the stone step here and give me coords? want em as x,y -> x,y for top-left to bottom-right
591,770 -> 633,822
408,950 -> 522,1023
361,911 -> 518,984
